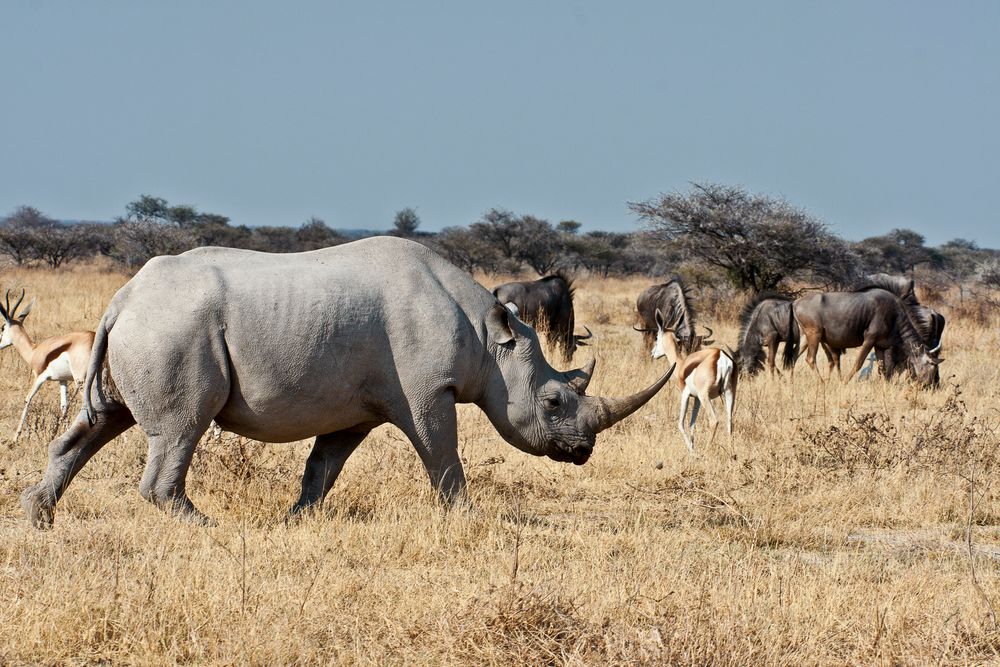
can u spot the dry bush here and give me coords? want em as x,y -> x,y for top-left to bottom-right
1,263 -> 1000,664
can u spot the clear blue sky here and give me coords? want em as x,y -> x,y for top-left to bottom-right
2,1 -> 998,245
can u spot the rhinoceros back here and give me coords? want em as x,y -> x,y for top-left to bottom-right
100,237 -> 494,442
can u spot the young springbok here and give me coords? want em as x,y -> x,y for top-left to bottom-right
0,290 -> 95,443
651,308 -> 737,452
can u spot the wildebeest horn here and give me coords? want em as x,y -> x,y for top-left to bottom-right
574,326 -> 593,342
700,326 -> 713,338
632,325 -> 655,333
584,363 -> 675,433
565,358 -> 596,394
928,339 -> 942,355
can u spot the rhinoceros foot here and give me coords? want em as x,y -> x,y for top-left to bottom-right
20,484 -> 55,530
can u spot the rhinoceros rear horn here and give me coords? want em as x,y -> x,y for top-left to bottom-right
584,363 -> 675,433
564,358 -> 596,395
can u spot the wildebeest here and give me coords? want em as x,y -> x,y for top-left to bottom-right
853,274 -> 945,382
492,273 -> 591,362
0,290 -> 96,443
633,279 -> 712,355
792,287 -> 941,386
651,309 -> 737,451
736,293 -> 799,376
20,237 -> 674,528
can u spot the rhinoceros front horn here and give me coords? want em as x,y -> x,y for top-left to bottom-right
584,363 -> 675,433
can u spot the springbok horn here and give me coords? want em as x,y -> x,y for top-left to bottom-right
574,326 -> 593,341
584,363 -> 676,433
565,358 -> 597,394
700,325 -> 714,338
9,289 -> 25,317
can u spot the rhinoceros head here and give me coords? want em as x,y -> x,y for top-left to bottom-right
482,303 -> 674,465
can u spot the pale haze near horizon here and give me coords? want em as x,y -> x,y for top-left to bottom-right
1,1 -> 997,246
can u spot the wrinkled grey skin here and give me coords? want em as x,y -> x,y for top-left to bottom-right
21,237 -> 673,528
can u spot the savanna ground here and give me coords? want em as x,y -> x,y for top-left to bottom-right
1,259 -> 999,666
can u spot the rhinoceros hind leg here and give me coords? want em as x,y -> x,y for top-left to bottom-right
288,429 -> 369,519
21,406 -> 136,529
138,426 -> 213,525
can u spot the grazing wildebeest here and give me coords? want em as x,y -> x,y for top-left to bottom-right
650,310 -> 737,451
20,237 -> 674,528
0,290 -> 96,443
736,293 -> 799,376
853,274 -> 945,382
633,279 -> 712,355
492,273 -> 591,362
792,287 -> 941,387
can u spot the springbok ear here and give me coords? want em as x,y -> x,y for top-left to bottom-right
18,298 -> 35,320
486,303 -> 515,345
654,308 -> 665,331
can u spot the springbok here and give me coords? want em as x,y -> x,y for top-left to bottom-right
0,290 -> 95,443
651,308 -> 737,452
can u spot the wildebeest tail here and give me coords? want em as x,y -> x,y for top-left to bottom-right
782,304 -> 800,370
83,308 -> 118,424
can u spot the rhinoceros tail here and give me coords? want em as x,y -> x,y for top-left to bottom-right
84,308 -> 117,424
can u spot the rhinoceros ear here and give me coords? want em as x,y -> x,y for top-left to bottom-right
486,302 -> 515,345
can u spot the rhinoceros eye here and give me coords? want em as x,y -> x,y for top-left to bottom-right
543,396 -> 561,411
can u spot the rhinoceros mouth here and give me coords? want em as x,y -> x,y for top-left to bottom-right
547,439 -> 593,465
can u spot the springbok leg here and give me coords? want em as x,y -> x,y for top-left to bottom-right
678,387 -> 695,451
13,374 -> 51,445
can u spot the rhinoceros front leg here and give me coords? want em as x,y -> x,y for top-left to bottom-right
21,406 -> 136,529
288,429 -> 369,518
400,390 -> 468,508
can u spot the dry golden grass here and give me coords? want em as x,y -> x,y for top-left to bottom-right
1,261 -> 999,665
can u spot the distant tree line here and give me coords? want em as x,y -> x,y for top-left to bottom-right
2,187 -> 998,297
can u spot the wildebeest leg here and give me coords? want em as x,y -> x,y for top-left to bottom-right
803,334 -> 823,381
138,424 -> 214,525
820,343 -> 838,380
874,349 -> 887,379
678,387 -> 695,451
767,337 -> 780,377
289,429 -> 368,517
401,390 -> 467,507
845,340 -> 876,382
20,406 -> 136,528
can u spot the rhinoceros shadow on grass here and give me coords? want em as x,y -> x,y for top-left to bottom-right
21,236 -> 673,528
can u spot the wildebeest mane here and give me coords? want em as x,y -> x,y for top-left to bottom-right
853,274 -> 918,305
